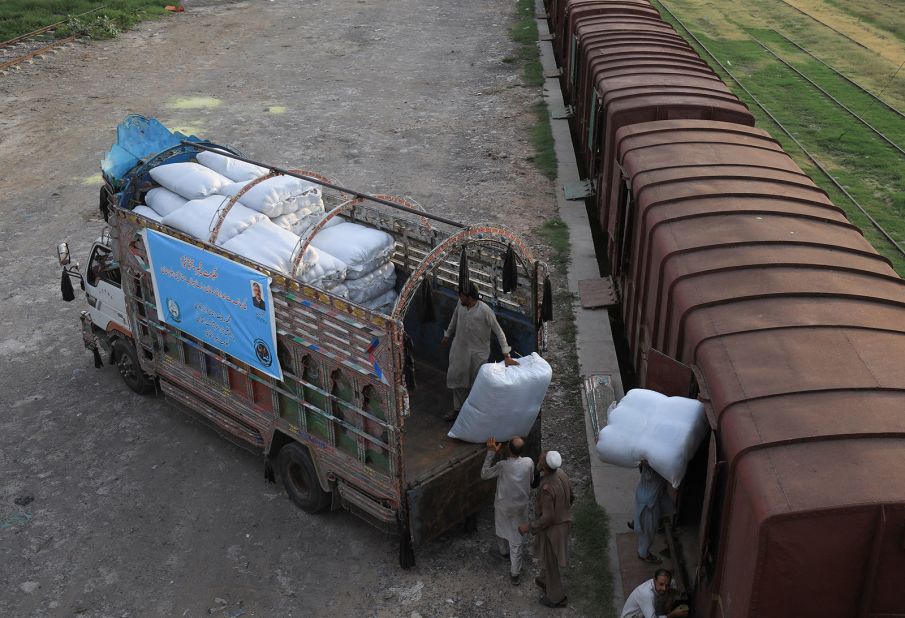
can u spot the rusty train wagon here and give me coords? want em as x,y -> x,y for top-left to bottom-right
609,120 -> 905,617
541,0 -> 905,615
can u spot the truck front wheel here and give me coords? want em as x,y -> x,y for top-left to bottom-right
112,339 -> 154,395
277,443 -> 331,514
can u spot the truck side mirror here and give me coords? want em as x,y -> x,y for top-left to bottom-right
57,242 -> 71,266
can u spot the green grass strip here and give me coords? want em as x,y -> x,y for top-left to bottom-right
567,490 -> 617,618
0,1 -> 168,42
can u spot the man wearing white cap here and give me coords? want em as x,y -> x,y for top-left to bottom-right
519,449 -> 573,608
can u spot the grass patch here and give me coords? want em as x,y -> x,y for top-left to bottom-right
510,0 -> 543,87
507,0 -> 558,180
538,218 -> 571,265
0,1 -> 167,42
529,102 -> 558,180
567,490 -> 617,618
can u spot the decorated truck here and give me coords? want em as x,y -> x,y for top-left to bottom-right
58,116 -> 552,566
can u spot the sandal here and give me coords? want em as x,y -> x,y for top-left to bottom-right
539,596 -> 568,608
638,553 -> 662,564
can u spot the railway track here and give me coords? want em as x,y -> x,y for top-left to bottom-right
768,28 -> 905,122
751,36 -> 905,159
0,7 -> 106,74
653,0 -> 905,260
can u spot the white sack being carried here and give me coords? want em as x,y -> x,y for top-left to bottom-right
448,353 -> 553,443
344,262 -> 396,304
144,187 -> 188,217
595,389 -> 707,488
221,219 -> 300,274
309,222 -> 396,279
132,204 -> 163,222
219,177 -> 322,218
196,150 -> 269,183
149,162 -> 231,200
161,195 -> 267,245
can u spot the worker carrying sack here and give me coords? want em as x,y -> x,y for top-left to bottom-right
595,389 -> 708,488
448,353 -> 553,443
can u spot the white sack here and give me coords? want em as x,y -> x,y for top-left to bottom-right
320,280 -> 349,299
309,222 -> 396,279
161,195 -> 267,245
149,162 -> 230,200
196,150 -> 269,183
221,219 -> 300,274
133,204 -> 163,222
595,389 -> 707,488
144,187 -> 188,217
344,262 -> 396,304
271,211 -> 300,231
291,212 -> 342,236
219,176 -> 322,218
298,246 -> 347,283
361,288 -> 397,313
448,353 -> 553,443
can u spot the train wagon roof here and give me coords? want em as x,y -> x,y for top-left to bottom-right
613,119 -> 905,615
557,1 -> 661,59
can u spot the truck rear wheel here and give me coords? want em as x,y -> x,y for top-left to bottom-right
112,339 -> 154,395
277,443 -> 330,514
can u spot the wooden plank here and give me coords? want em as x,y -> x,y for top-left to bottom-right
578,277 -> 617,308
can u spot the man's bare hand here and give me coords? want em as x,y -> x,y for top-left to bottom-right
486,438 -> 501,453
503,356 -> 519,367
668,607 -> 689,618
441,336 -> 449,346
518,523 -> 530,535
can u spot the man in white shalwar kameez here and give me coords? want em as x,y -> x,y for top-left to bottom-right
441,282 -> 517,421
481,436 -> 534,585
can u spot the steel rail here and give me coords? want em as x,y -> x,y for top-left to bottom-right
768,28 -> 905,122
776,0 -> 872,54
0,36 -> 77,72
751,36 -> 905,159
183,141 -> 467,229
652,0 -> 905,259
0,5 -> 106,48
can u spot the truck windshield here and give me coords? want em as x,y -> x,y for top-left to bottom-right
87,246 -> 122,288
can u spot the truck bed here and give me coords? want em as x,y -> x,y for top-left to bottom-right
403,363 -> 483,486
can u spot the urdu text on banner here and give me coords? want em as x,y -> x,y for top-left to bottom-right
143,229 -> 283,380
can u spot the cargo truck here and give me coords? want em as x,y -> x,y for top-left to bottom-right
58,116 -> 552,566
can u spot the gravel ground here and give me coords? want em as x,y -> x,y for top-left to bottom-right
0,1 -> 591,616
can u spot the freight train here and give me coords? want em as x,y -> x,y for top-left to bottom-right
542,1 -> 905,616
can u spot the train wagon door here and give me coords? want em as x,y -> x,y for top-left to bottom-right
644,348 -> 695,397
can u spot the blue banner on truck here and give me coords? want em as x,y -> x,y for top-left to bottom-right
144,229 -> 283,380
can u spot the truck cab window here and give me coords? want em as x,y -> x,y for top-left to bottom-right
87,246 -> 122,288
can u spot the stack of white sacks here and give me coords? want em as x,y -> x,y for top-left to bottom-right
133,151 -> 398,313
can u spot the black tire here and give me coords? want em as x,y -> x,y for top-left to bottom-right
112,339 -> 154,395
277,443 -> 331,514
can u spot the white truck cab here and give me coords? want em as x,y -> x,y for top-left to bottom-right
84,236 -> 129,334
58,231 -> 153,394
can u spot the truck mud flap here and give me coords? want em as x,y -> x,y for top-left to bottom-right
406,449 -> 495,547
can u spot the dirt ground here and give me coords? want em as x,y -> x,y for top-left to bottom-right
0,1 -> 592,616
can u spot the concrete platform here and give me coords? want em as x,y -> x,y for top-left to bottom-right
533,3 -> 647,611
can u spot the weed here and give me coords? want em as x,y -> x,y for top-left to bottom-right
538,218 -> 571,265
0,1 -> 167,42
567,490 -> 617,618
